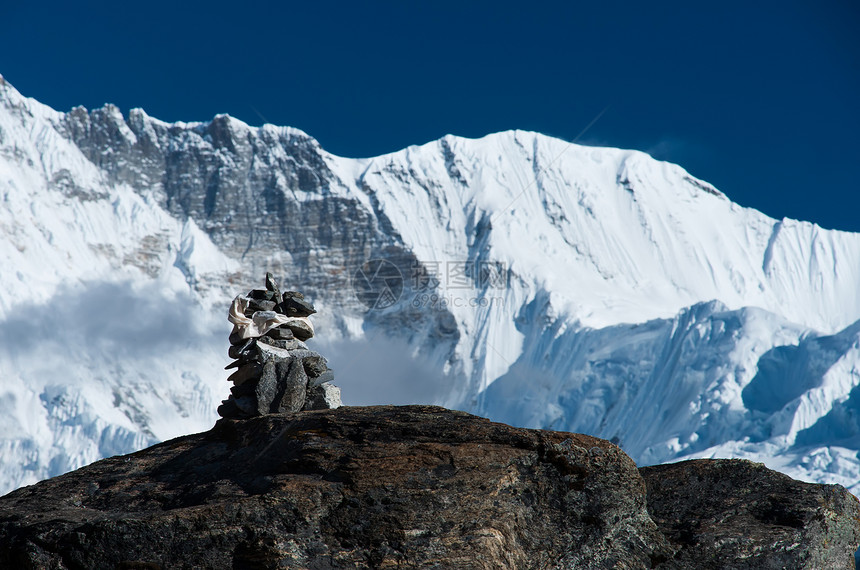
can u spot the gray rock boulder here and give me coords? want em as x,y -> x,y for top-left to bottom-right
0,406 -> 673,569
641,459 -> 860,569
2,407 -> 856,568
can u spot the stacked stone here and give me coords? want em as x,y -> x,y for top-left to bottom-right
218,273 -> 341,419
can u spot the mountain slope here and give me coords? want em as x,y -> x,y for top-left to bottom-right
1,75 -> 859,495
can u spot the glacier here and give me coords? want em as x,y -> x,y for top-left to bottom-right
1,74 -> 859,497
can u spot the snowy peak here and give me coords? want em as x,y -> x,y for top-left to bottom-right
1,76 -> 860,499
354,128 -> 860,333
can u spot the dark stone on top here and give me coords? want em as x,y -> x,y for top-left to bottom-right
265,272 -> 278,291
277,296 -> 316,317
247,288 -> 274,301
265,272 -> 283,305
245,298 -> 276,314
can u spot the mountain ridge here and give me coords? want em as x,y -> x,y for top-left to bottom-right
1,75 -> 859,497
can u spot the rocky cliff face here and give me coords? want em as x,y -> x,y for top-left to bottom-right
57,103 -> 456,347
0,406 -> 857,569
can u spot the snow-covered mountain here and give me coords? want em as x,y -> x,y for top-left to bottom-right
1,75 -> 859,496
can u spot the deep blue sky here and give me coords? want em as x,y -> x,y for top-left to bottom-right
2,1 -> 858,232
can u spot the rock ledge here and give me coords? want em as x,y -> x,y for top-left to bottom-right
0,406 -> 857,569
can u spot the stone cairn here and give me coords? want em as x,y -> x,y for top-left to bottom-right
217,273 -> 341,419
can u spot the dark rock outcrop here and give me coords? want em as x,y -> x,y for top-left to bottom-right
0,407 -> 670,568
0,407 -> 857,569
641,459 -> 860,569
